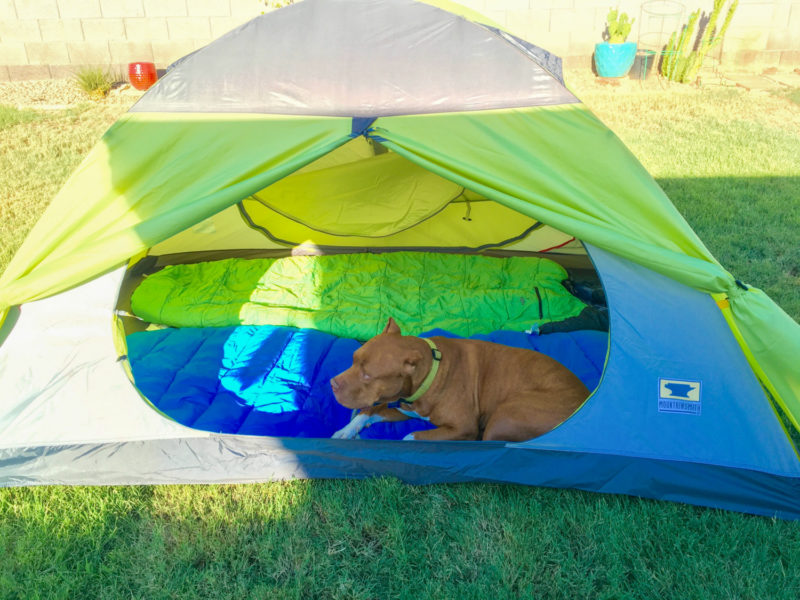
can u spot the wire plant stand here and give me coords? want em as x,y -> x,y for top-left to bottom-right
634,0 -> 685,86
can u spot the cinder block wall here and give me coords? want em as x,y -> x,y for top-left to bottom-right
1,0 -> 798,81
0,0 -> 266,80
471,0 -> 800,69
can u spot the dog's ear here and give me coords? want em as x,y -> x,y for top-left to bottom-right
383,317 -> 401,335
403,349 -> 423,376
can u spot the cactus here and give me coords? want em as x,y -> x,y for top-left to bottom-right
661,0 -> 739,83
605,9 -> 634,44
662,9 -> 700,82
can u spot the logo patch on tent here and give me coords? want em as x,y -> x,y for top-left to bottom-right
658,378 -> 702,415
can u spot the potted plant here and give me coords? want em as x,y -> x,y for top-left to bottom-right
594,8 -> 637,78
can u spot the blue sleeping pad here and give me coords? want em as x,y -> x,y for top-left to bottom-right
127,325 -> 607,440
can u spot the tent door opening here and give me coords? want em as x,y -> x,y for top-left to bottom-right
115,242 -> 609,441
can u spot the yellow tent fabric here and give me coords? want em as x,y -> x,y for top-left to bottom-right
372,105 -> 729,291
370,105 -> 800,430
0,113 -> 351,311
0,103 -> 797,432
249,151 -> 463,237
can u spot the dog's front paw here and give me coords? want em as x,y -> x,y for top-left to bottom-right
402,432 -> 416,441
332,422 -> 360,439
332,413 -> 371,439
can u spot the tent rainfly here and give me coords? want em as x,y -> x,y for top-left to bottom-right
1,0 -> 799,519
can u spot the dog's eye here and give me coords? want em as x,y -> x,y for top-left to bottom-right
361,370 -> 371,382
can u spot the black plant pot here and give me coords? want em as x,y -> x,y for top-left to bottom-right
629,50 -> 657,80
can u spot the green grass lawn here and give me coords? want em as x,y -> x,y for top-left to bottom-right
1,75 -> 800,599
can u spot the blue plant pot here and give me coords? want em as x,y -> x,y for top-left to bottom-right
594,42 -> 637,78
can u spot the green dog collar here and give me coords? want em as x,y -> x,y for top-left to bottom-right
400,338 -> 442,404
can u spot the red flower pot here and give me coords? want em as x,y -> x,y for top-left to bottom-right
128,62 -> 158,91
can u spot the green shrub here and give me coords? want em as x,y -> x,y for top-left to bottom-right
74,66 -> 114,100
262,0 -> 294,8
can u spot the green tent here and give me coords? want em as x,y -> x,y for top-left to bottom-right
1,0 -> 799,518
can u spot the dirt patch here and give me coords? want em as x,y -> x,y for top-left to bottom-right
0,79 -> 142,109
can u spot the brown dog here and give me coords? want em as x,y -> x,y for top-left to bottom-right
330,318 -> 589,442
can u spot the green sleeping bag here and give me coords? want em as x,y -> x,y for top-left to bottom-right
130,252 -> 586,340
